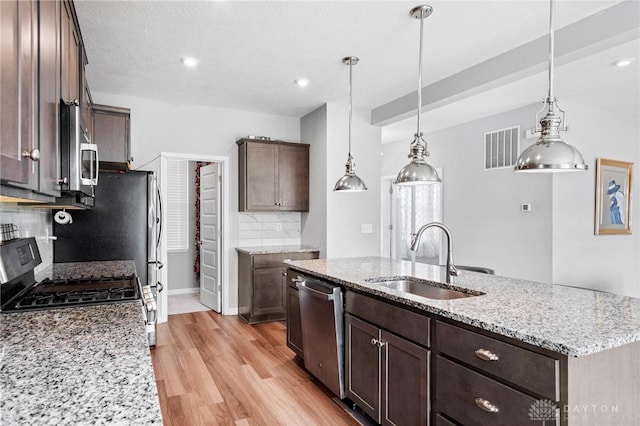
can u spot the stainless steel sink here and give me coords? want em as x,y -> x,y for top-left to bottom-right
366,277 -> 483,300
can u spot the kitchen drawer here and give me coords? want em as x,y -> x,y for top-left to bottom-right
436,321 -> 559,401
434,413 -> 459,426
435,356 -> 555,426
346,291 -> 429,347
253,251 -> 318,269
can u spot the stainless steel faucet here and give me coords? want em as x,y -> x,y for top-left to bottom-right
411,222 -> 459,283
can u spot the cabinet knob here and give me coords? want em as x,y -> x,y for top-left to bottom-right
475,398 -> 499,413
22,148 -> 40,162
58,177 -> 69,185
371,338 -> 378,346
474,349 -> 499,361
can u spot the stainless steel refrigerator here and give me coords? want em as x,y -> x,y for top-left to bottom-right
53,170 -> 163,295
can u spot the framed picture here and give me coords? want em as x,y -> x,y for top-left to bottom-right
595,158 -> 633,235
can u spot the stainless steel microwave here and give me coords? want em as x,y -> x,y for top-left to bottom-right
60,100 -> 98,197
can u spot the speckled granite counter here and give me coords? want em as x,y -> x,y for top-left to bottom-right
35,260 -> 137,282
285,257 -> 640,357
0,303 -> 162,425
236,245 -> 320,255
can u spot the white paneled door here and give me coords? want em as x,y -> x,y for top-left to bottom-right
200,163 -> 221,312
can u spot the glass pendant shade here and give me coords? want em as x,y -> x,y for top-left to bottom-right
334,56 -> 367,192
394,5 -> 441,186
514,0 -> 587,173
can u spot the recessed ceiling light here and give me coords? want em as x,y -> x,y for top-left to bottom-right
295,78 -> 310,88
181,57 -> 199,68
612,58 -> 635,67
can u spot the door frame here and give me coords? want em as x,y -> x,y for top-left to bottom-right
158,152 -> 230,323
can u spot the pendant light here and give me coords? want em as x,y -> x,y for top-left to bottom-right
514,0 -> 587,172
395,5 -> 441,186
334,56 -> 368,192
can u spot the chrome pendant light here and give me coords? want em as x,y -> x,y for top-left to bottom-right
395,5 -> 441,186
514,0 -> 587,172
334,56 -> 368,192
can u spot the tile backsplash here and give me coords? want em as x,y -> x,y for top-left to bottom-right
0,205 -> 53,274
239,212 -> 301,247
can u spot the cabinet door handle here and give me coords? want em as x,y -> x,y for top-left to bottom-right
475,349 -> 499,361
475,398 -> 499,413
22,148 -> 40,162
377,340 -> 386,348
371,338 -> 378,346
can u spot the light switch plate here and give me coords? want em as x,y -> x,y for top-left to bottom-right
361,224 -> 373,234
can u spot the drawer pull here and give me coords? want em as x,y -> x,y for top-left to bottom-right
475,348 -> 499,361
475,397 -> 499,413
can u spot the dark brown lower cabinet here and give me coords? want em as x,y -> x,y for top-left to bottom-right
346,314 -> 429,426
238,250 -> 319,324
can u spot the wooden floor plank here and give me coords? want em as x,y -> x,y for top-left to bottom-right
151,310 -> 359,426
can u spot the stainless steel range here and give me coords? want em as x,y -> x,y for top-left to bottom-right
0,237 -> 157,347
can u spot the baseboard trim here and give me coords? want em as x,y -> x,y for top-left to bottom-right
224,307 -> 239,316
168,288 -> 200,296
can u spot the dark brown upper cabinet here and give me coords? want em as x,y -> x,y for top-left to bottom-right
92,104 -> 131,169
1,0 -> 39,191
237,139 -> 309,212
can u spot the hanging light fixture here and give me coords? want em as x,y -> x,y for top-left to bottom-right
395,5 -> 441,186
514,0 -> 587,172
334,56 -> 368,192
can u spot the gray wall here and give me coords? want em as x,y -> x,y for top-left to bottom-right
382,103 -> 553,283
167,161 -> 198,292
301,105 -> 328,257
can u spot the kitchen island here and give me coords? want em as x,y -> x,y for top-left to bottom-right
286,257 -> 640,426
0,301 -> 162,424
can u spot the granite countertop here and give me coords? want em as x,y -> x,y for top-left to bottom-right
285,256 -> 640,357
35,260 -> 137,282
0,303 -> 162,425
236,245 -> 320,255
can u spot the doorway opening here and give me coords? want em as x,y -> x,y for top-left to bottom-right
157,152 -> 230,324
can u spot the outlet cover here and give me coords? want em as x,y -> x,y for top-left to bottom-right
361,224 -> 373,234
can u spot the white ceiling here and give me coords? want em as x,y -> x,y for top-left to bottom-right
75,0 -> 638,140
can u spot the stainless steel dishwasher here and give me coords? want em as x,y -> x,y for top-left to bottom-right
295,274 -> 345,399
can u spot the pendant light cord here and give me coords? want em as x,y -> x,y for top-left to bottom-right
348,59 -> 353,156
548,0 -> 555,107
416,11 -> 424,136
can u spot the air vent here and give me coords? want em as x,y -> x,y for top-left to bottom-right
484,126 -> 520,170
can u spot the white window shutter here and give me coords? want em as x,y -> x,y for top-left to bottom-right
166,159 -> 189,251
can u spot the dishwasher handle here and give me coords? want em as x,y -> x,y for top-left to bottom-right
295,278 -> 335,301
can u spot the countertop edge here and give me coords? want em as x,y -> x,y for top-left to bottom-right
285,262 -> 640,357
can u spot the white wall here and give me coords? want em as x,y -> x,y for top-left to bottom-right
91,91 -> 300,309
552,101 -> 640,297
382,104 -> 553,283
301,103 -> 382,259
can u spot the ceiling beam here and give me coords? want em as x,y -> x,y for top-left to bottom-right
371,0 -> 640,127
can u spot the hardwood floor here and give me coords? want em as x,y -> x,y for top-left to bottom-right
151,311 -> 360,426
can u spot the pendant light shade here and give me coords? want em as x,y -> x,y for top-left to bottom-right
395,5 -> 441,186
514,0 -> 587,172
334,56 -> 367,192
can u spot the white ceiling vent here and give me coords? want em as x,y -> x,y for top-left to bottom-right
484,126 -> 520,170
